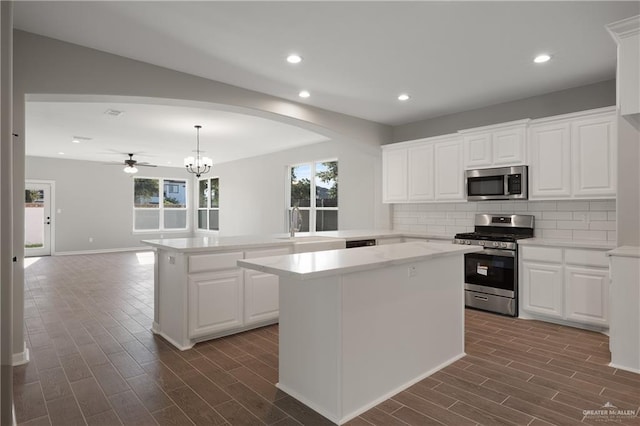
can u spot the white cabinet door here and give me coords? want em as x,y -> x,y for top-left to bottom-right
243,247 -> 290,325
493,127 -> 525,166
565,266 -> 609,326
529,122 -> 571,199
571,114 -> 617,198
244,271 -> 280,325
382,148 -> 408,203
407,143 -> 435,201
434,138 -> 464,200
188,270 -> 243,338
521,261 -> 564,318
463,133 -> 492,168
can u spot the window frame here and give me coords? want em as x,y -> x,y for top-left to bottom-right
196,176 -> 220,232
287,159 -> 338,232
132,176 -> 189,233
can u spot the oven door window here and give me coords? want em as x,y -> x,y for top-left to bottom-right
464,252 -> 515,291
467,176 -> 505,196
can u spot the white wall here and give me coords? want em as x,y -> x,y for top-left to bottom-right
26,156 -> 193,253
209,139 -> 385,237
26,137 -> 387,253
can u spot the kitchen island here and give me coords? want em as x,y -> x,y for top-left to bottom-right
239,241 -> 481,425
142,231 -> 451,350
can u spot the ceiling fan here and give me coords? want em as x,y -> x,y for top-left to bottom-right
108,153 -> 157,174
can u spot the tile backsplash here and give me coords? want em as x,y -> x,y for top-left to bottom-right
393,200 -> 616,241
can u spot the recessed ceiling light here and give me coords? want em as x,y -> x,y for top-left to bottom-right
287,54 -> 302,64
534,54 -> 551,64
299,90 -> 310,98
398,94 -> 410,101
58,152 -> 65,155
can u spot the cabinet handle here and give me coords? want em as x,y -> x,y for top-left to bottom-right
474,295 -> 489,301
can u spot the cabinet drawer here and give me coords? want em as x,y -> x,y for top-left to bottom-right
189,252 -> 243,273
565,249 -> 608,268
245,247 -> 291,259
520,246 -> 562,263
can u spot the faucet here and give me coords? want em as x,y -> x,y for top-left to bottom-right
290,206 -> 302,237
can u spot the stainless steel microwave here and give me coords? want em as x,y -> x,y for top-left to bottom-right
465,166 -> 528,201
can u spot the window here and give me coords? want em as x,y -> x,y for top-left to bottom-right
197,177 -> 219,231
289,160 -> 338,232
133,177 -> 188,231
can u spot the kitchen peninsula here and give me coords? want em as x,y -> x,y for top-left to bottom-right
239,241 -> 481,424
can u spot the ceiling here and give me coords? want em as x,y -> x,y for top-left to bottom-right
25,99 -> 329,167
13,1 -> 639,167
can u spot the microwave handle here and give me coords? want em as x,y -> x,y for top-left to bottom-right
504,175 -> 510,195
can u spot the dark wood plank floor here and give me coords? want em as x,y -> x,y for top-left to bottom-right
15,252 -> 640,425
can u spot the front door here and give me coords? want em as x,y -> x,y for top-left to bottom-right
25,181 -> 52,257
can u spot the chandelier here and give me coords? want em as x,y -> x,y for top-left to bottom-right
184,125 -> 212,178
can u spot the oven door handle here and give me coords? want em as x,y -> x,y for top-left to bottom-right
479,248 -> 515,257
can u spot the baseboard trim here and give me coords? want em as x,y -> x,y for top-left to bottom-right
276,351 -> 466,425
609,361 -> 640,374
54,246 -> 152,256
12,347 -> 30,366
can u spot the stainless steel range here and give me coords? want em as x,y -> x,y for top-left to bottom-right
454,214 -> 535,317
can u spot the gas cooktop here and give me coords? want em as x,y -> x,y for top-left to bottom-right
454,214 -> 535,249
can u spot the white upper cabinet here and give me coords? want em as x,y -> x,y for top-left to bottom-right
529,121 -> 572,198
462,133 -> 492,168
461,121 -> 528,169
434,137 -> 464,200
382,135 -> 463,203
407,143 -> 435,201
528,108 -> 616,200
382,147 -> 408,202
571,114 -> 617,197
384,107 -> 617,203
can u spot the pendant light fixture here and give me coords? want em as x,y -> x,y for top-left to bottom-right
184,125 -> 212,178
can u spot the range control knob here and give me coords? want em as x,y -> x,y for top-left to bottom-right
479,241 -> 485,246
492,242 -> 499,247
465,240 -> 471,245
501,242 -> 508,248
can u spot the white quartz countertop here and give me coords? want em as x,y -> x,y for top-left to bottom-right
142,230 -> 452,253
141,235 -> 297,252
518,238 -> 616,250
607,246 -> 640,258
237,242 -> 482,280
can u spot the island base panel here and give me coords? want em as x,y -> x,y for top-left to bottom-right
278,255 -> 465,424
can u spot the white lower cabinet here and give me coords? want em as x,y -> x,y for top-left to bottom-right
521,262 -> 564,318
564,266 -> 609,326
187,247 -> 290,340
243,247 -> 290,325
520,245 -> 609,328
188,270 -> 243,338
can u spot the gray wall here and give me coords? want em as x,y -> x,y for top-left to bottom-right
26,137 -> 387,252
616,116 -> 640,246
0,2 -> 12,423
12,30 -> 393,361
26,157 -> 193,253
392,80 -> 616,142
210,139 -> 384,237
